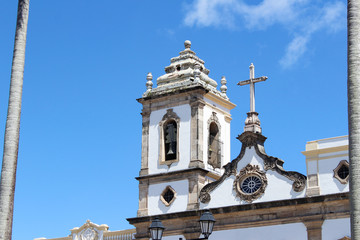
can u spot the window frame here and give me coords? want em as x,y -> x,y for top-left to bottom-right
333,160 -> 350,184
160,185 -> 177,207
159,109 -> 180,166
207,112 -> 222,169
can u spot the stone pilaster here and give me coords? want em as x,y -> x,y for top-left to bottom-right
137,179 -> 149,217
189,99 -> 205,168
139,111 -> 150,176
187,174 -> 206,211
303,219 -> 324,240
306,174 -> 320,196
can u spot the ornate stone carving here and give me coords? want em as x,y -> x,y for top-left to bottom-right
233,164 -> 267,203
140,41 -> 230,101
161,109 -> 180,122
244,112 -> 261,133
199,131 -> 306,203
207,112 -> 221,131
81,228 -> 97,240
199,161 -> 237,204
71,220 -> 108,240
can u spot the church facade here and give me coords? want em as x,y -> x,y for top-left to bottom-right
37,41 -> 350,240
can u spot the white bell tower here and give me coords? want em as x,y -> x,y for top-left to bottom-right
136,41 -> 236,217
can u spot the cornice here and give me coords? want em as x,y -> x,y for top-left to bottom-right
137,85 -> 207,104
127,192 -> 349,224
136,167 -> 212,181
204,92 -> 236,110
302,145 -> 349,157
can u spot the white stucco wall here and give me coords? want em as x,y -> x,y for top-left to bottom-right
210,222 -> 307,240
200,147 -> 305,209
148,104 -> 191,174
318,156 -> 349,195
202,104 -> 231,175
322,218 -> 350,239
148,180 -> 189,215
163,235 -> 184,240
317,136 -> 348,149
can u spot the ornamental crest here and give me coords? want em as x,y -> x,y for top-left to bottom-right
233,164 -> 267,203
81,228 -> 97,240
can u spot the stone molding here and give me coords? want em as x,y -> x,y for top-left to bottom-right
199,131 -> 306,204
160,185 -> 177,207
128,192 -> 349,240
302,145 -> 348,157
224,115 -> 232,123
136,168 -> 211,186
204,92 -> 236,110
233,164 -> 268,203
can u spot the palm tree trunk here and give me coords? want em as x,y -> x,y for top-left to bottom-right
348,0 -> 360,239
0,1 -> 29,239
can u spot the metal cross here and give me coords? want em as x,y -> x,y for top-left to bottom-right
237,63 -> 267,112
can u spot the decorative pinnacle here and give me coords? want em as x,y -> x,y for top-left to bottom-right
220,76 -> 227,93
193,64 -> 201,81
220,76 -> 228,99
249,63 -> 254,79
146,72 -> 153,90
184,40 -> 191,49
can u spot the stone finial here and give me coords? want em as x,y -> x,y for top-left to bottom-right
249,63 -> 254,79
193,64 -> 201,82
220,76 -> 228,99
143,72 -> 153,97
146,72 -> 153,90
184,40 -> 191,49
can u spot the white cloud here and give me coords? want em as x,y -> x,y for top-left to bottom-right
184,0 -> 239,28
237,0 -> 305,30
183,0 -> 346,67
280,35 -> 309,68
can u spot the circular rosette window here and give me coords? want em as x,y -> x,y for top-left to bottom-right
234,164 -> 267,203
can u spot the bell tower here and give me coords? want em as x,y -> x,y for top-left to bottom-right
136,41 -> 236,217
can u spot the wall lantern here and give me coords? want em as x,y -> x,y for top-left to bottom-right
149,217 -> 165,240
199,210 -> 216,239
150,210 -> 216,240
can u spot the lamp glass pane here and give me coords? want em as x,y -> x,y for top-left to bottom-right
150,227 -> 164,240
208,221 -> 214,234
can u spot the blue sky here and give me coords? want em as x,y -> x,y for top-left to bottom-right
0,0 -> 347,239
